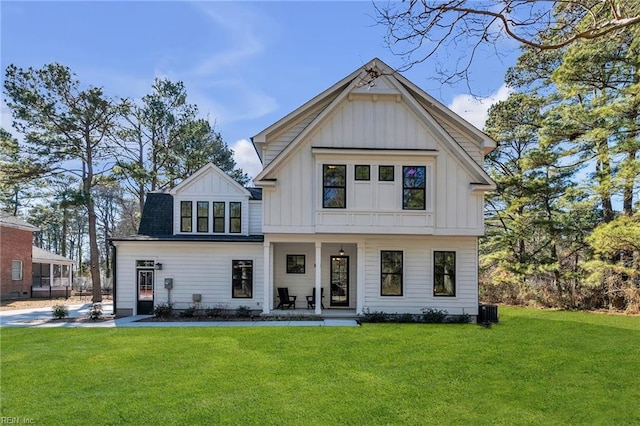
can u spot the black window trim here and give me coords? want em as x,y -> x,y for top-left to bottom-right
213,201 -> 225,233
196,201 -> 209,233
433,250 -> 456,297
229,201 -> 242,234
323,164 -> 347,209
378,165 -> 395,182
380,250 -> 403,297
232,259 -> 253,299
402,165 -> 427,210
354,164 -> 370,181
180,201 -> 192,233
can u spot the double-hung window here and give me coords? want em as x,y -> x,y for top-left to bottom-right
434,251 -> 456,297
403,166 -> 426,210
232,260 -> 253,298
180,201 -> 192,232
197,201 -> 209,232
12,260 -> 22,280
323,165 -> 346,208
229,202 -> 241,233
213,202 -> 225,233
381,251 -> 403,296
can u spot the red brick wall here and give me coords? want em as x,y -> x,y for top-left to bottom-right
0,225 -> 33,299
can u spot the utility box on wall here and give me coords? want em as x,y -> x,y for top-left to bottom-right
192,293 -> 201,302
164,278 -> 173,289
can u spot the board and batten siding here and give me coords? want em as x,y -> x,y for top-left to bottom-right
362,235 -> 478,315
248,200 -> 262,235
114,241 -> 263,315
262,96 -> 484,235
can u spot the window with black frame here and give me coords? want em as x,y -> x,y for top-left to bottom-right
180,201 -> 192,232
434,251 -> 456,296
403,166 -> 426,210
229,202 -> 241,233
232,260 -> 253,298
197,201 -> 209,232
213,202 -> 225,233
323,165 -> 346,208
381,251 -> 403,296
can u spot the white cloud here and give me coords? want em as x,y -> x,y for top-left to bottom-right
448,84 -> 511,130
231,139 -> 262,182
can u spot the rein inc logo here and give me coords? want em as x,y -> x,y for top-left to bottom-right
1,418 -> 34,424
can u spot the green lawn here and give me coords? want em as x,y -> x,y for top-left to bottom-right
1,307 -> 639,425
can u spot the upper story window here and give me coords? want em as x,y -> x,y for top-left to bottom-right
403,166 -> 426,210
197,201 -> 209,232
323,165 -> 346,208
180,201 -> 192,232
229,202 -> 242,233
434,251 -> 456,297
213,202 -> 225,233
379,165 -> 394,182
354,165 -> 370,181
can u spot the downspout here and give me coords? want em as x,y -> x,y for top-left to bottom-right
110,241 -> 117,316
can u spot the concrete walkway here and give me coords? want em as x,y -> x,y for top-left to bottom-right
0,303 -> 359,328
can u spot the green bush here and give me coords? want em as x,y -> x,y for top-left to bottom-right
421,308 -> 448,323
179,305 -> 197,318
236,306 -> 252,318
153,303 -> 173,318
361,308 -> 388,323
51,304 -> 69,319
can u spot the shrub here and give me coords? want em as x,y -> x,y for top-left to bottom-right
206,303 -> 230,318
87,303 -> 103,321
153,303 -> 173,318
392,313 -> 418,323
179,305 -> 197,318
421,307 -> 448,323
361,308 -> 388,323
236,305 -> 252,318
447,311 -> 471,324
52,304 -> 69,319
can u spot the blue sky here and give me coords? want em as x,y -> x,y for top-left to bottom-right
1,1 -> 518,180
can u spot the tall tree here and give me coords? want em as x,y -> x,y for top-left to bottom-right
375,0 -> 640,87
115,78 -> 249,214
4,63 -> 125,302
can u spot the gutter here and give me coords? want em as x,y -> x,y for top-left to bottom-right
110,241 -> 117,316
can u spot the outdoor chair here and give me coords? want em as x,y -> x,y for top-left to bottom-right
306,287 -> 325,309
276,287 -> 297,309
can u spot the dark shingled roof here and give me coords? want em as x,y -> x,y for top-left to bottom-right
248,187 -> 262,200
132,189 -> 263,241
138,193 -> 174,236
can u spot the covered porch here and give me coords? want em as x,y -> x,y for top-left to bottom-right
262,236 -> 365,315
31,246 -> 74,298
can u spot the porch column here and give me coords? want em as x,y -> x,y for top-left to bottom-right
356,242 -> 365,314
263,241 -> 271,314
315,241 -> 322,315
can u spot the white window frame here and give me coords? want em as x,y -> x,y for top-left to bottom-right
12,260 -> 23,280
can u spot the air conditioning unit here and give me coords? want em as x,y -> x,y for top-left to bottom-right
478,304 -> 499,323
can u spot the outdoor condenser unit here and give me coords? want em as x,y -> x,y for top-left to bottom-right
478,304 -> 499,323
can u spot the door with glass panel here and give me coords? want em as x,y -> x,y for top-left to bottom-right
330,256 -> 349,307
136,260 -> 154,314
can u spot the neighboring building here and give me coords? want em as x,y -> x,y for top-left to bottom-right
111,58 -> 496,318
31,246 -> 75,298
0,211 -> 39,299
1,212 -> 75,299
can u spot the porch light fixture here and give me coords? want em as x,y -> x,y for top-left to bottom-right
155,262 -> 163,270
339,246 -> 345,256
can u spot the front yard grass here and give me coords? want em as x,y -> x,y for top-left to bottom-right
1,307 -> 639,425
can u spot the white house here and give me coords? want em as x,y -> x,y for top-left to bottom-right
111,58 -> 496,318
